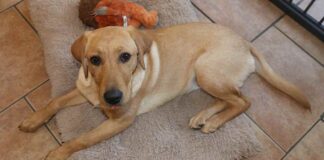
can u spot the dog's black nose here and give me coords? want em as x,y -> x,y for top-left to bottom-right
103,89 -> 123,105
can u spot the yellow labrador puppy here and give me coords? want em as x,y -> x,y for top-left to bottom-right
19,23 -> 310,160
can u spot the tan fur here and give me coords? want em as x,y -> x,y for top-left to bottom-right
19,23 -> 310,160
250,47 -> 311,109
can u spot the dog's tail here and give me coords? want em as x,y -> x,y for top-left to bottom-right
250,46 -> 311,110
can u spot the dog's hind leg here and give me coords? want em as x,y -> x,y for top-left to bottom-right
196,75 -> 250,133
19,88 -> 87,132
193,53 -> 251,133
200,92 -> 250,133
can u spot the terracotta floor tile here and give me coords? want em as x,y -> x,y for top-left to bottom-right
16,0 -> 32,24
26,81 -> 62,143
191,0 -> 283,40
0,0 -> 21,12
243,27 -> 324,151
26,81 -> 52,111
246,115 -> 285,160
276,16 -> 324,65
284,121 -> 324,160
0,99 -> 58,160
0,8 -> 48,111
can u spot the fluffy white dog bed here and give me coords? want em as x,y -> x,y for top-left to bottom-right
28,0 -> 261,159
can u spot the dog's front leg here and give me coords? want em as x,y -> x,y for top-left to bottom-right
45,114 -> 136,160
19,88 -> 87,132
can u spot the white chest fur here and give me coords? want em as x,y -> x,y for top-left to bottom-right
132,42 -> 160,97
136,42 -> 162,115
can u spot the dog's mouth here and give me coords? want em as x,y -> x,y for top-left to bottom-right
109,105 -> 121,110
104,104 -> 128,119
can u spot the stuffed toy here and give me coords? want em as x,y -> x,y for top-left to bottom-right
79,0 -> 158,28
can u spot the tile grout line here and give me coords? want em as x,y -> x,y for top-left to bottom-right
0,0 -> 23,13
275,26 -> 324,67
190,1 -> 216,23
24,97 -> 62,145
251,14 -> 285,42
244,112 -> 286,153
45,124 -> 63,146
24,97 -> 36,112
280,119 -> 320,160
0,79 -> 49,114
14,5 -> 38,34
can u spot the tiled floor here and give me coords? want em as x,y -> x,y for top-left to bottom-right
0,0 -> 323,159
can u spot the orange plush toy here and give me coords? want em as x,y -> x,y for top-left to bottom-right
94,0 -> 158,28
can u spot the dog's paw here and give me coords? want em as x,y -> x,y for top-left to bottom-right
201,123 -> 218,133
189,113 -> 208,129
18,113 -> 46,132
201,121 -> 222,134
45,148 -> 70,160
19,118 -> 41,132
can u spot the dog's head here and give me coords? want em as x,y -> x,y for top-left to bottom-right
71,26 -> 152,115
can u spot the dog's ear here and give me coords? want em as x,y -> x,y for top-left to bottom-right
71,31 -> 92,78
128,27 -> 152,69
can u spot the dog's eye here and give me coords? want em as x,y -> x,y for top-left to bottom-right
119,52 -> 131,63
90,56 -> 101,66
